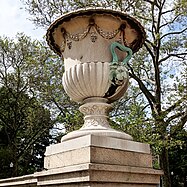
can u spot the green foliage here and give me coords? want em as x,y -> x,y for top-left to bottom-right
0,86 -> 53,178
169,129 -> 187,187
0,147 -> 12,178
22,0 -> 138,27
0,33 -> 84,177
0,34 -> 55,178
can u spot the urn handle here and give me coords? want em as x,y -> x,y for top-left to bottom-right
110,42 -> 132,65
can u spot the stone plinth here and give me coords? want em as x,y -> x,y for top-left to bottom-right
37,134 -> 162,187
35,163 -> 162,187
0,134 -> 162,187
44,135 -> 151,169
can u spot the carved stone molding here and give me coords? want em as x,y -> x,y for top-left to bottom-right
80,104 -> 111,116
80,98 -> 111,129
81,117 -> 110,129
60,97 -> 133,142
47,8 -> 146,56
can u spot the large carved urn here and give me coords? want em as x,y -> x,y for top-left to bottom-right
46,8 -> 145,141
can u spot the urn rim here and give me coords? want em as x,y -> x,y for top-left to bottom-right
46,8 -> 146,56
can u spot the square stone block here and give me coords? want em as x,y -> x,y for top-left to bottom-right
44,135 -> 152,169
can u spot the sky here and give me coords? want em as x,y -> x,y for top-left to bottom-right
0,0 -> 45,39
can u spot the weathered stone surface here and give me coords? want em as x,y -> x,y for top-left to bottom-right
42,184 -> 158,187
45,134 -> 150,155
44,135 -> 151,170
35,163 -> 162,186
90,147 -> 152,168
0,163 -> 162,187
0,174 -> 37,187
44,147 -> 152,170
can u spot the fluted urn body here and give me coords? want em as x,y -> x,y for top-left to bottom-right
63,62 -> 110,102
46,8 -> 145,141
62,61 -> 129,103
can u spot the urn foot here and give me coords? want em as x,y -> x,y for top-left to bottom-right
61,97 -> 133,142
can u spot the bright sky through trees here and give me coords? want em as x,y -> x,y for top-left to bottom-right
0,0 -> 44,39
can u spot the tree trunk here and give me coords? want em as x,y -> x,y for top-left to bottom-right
160,147 -> 171,187
10,137 -> 18,177
12,158 -> 18,177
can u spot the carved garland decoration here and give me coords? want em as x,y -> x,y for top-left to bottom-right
79,103 -> 111,129
80,104 -> 110,116
60,18 -> 128,52
81,117 -> 110,129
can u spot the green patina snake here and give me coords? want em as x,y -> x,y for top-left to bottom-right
110,42 -> 132,65
105,42 -> 133,97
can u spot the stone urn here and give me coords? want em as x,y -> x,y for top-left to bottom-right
46,8 -> 145,142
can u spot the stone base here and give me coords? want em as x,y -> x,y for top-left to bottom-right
0,135 -> 163,187
44,135 -> 151,170
61,127 -> 133,142
40,134 -> 162,187
36,163 -> 162,187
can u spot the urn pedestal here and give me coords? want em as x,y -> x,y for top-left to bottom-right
36,134 -> 163,187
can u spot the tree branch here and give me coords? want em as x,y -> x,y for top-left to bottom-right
164,96 -> 186,115
144,42 -> 155,61
166,112 -> 185,124
128,63 -> 156,113
160,27 -> 187,40
162,8 -> 176,15
151,4 -> 157,40
171,110 -> 187,135
145,39 -> 156,48
51,97 -> 70,116
160,13 -> 183,29
17,125 -> 49,158
159,52 -> 187,64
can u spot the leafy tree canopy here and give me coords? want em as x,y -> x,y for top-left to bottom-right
0,34 -> 57,177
